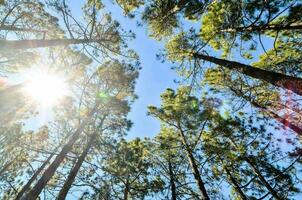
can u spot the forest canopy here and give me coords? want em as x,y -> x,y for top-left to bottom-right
0,0 -> 302,199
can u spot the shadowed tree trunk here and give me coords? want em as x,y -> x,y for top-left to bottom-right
229,87 -> 302,135
244,156 -> 283,200
178,124 -> 210,200
223,164 -> 248,200
123,177 -> 130,200
168,160 -> 177,200
15,152 -> 55,200
20,103 -> 100,200
56,132 -> 98,200
221,22 -> 302,33
193,53 -> 302,96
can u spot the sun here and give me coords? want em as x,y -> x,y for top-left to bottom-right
24,70 -> 69,107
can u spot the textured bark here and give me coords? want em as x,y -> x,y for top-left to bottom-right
193,53 -> 302,96
0,38 -> 105,51
15,152 -> 55,200
56,132 -> 97,200
21,103 -> 99,200
168,161 -> 177,200
178,126 -> 210,200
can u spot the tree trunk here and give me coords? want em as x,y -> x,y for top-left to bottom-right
178,127 -> 210,200
56,132 -> 98,200
244,157 -> 283,200
193,53 -> 302,96
221,22 -> 302,33
0,38 -> 104,51
0,25 -> 45,33
223,165 -> 248,200
20,103 -> 99,200
123,178 -> 130,200
15,152 -> 55,200
229,87 -> 302,135
168,161 -> 177,200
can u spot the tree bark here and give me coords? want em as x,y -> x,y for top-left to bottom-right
0,38 -> 105,51
178,126 -> 210,200
244,157 -> 283,200
193,53 -> 302,96
56,132 -> 98,200
229,87 -> 302,135
15,152 -> 55,200
223,165 -> 248,200
168,160 -> 177,200
0,25 -> 45,33
221,22 -> 302,33
123,178 -> 130,200
20,103 -> 99,200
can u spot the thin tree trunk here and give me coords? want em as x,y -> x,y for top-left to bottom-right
221,22 -> 302,33
20,103 -> 100,200
0,38 -> 105,51
229,87 -> 302,135
244,157 -> 283,200
193,53 -> 302,96
0,25 -> 45,33
123,178 -> 130,200
15,152 -> 55,200
223,165 -> 248,200
56,132 -> 98,200
178,126 -> 210,200
228,140 -> 283,200
168,160 -> 177,200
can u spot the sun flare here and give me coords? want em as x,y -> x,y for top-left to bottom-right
24,70 -> 69,107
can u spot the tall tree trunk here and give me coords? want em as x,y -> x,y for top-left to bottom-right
15,152 -> 55,200
123,178 -> 130,200
20,103 -> 100,200
56,132 -> 98,200
223,165 -> 248,200
193,53 -> 302,96
228,140 -> 283,200
221,22 -> 302,33
244,156 -> 283,200
178,126 -> 210,200
0,25 -> 45,33
229,87 -> 302,135
168,160 -> 177,200
0,38 -> 105,51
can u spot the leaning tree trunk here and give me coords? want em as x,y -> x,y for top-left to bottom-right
178,126 -> 210,200
244,156 -> 283,200
193,53 -> 302,96
15,152 -> 55,200
221,22 -> 302,33
229,87 -> 302,135
0,25 -> 45,33
20,103 -> 100,200
222,164 -> 248,200
228,140 -> 283,200
0,38 -> 105,51
168,160 -> 177,200
56,132 -> 98,200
